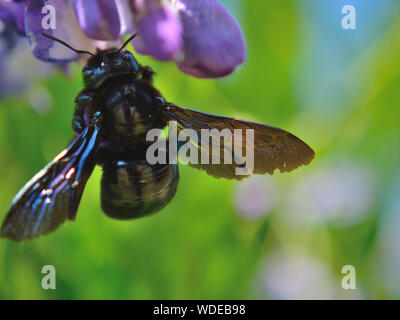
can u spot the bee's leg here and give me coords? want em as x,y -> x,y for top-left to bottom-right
140,66 -> 155,82
73,92 -> 94,133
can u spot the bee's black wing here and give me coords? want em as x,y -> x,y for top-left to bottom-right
1,115 -> 103,241
162,103 -> 314,180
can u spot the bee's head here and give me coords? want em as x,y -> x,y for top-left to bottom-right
82,49 -> 139,89
41,32 -> 139,89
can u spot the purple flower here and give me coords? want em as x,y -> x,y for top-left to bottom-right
0,2 -> 20,59
233,175 -> 277,220
7,0 -> 246,78
256,251 -> 339,299
282,161 -> 376,227
0,1 -> 56,111
175,0 -> 246,78
0,1 -> 29,97
0,0 -> 25,35
132,0 -> 183,61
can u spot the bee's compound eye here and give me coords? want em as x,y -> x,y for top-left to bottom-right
83,67 -> 93,77
122,52 -> 131,61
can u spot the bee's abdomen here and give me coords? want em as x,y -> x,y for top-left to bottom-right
100,156 -> 179,220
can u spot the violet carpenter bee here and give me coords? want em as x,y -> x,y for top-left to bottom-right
0,34 -> 314,241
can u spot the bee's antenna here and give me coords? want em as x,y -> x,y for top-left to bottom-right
41,32 -> 95,57
118,33 -> 138,52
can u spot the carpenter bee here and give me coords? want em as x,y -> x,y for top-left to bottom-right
0,34 -> 314,241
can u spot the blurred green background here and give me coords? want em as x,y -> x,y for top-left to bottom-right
1,0 -> 400,299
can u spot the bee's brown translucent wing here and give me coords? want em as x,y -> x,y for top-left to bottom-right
162,103 -> 314,180
1,118 -> 102,242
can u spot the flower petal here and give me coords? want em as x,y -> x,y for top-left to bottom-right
176,0 -> 246,78
0,3 -> 16,40
71,0 -> 121,41
0,16 -> 20,59
234,175 -> 277,220
0,0 -> 25,35
132,0 -> 182,61
115,0 -> 135,36
0,38 -> 55,100
25,0 -> 95,62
